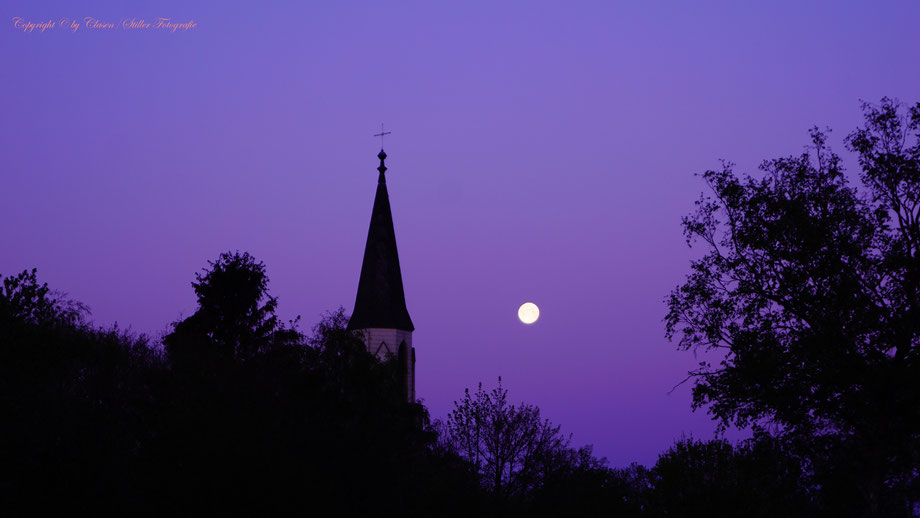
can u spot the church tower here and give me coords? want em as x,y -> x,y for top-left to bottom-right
348,149 -> 416,403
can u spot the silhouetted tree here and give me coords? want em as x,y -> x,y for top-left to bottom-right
443,379 -> 584,506
648,436 -> 813,518
528,447 -> 644,518
666,98 -> 920,516
154,257 -> 485,516
0,269 -> 159,516
0,262 -> 495,517
164,251 -> 300,367
611,463 -> 655,515
0,268 -> 86,328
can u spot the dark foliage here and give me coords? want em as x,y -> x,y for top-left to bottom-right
442,379 -> 571,499
440,378 -> 697,517
0,262 -> 885,517
0,259 -> 486,517
667,98 -> 920,516
164,251 -> 301,366
647,435 -> 814,518
0,269 -> 159,515
8,260 -> 800,518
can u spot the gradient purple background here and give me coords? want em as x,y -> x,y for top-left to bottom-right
2,1 -> 918,467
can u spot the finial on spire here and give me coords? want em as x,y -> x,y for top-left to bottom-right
377,149 -> 387,183
374,124 -> 390,182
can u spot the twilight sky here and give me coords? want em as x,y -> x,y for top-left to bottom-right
2,1 -> 918,467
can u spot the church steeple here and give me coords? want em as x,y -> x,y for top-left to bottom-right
348,149 -> 414,332
348,148 -> 417,403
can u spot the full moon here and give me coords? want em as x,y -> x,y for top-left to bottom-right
517,302 -> 540,324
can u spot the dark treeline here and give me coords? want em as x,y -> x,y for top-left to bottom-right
0,263 -> 813,517
1,260 -> 483,516
2,98 -> 919,517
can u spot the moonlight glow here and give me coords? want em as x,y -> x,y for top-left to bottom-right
518,302 -> 540,324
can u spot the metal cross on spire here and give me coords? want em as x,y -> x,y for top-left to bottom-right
374,123 -> 391,149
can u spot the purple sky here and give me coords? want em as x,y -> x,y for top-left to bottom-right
3,1 -> 919,467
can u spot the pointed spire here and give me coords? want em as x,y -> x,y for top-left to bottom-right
348,149 -> 414,332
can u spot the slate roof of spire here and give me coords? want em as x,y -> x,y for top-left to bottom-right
348,149 -> 415,332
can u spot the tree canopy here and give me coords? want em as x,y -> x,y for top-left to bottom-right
666,98 -> 920,516
164,251 -> 300,366
0,259 -> 484,517
442,379 -> 581,498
